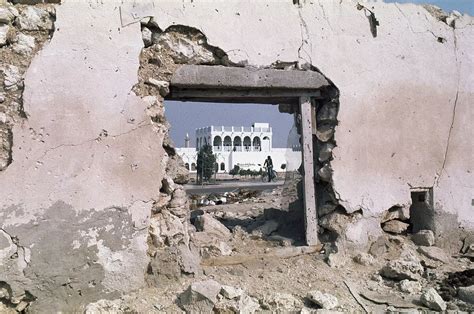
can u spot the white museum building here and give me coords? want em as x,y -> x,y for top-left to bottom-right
176,123 -> 301,173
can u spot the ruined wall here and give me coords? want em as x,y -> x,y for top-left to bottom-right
0,0 -> 472,311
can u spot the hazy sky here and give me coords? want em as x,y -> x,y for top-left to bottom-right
165,101 -> 294,148
385,0 -> 473,14
165,1 -> 471,148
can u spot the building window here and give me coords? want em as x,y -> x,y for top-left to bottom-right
185,163 -> 190,170
220,162 -> 225,171
191,163 -> 196,171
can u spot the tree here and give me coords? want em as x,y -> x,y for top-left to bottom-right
196,144 -> 216,183
229,165 -> 240,177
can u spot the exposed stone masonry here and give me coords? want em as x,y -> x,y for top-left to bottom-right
0,1 -> 55,171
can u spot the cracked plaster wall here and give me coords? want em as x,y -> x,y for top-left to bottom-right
126,0 -> 472,226
0,0 -> 472,311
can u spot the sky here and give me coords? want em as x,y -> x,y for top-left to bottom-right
164,101 -> 294,148
165,1 -> 471,148
385,0 -> 473,14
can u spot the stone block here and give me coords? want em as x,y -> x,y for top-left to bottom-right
412,230 -> 435,246
420,288 -> 446,311
307,290 -> 338,309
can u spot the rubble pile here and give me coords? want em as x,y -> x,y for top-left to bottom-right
0,1 -> 56,172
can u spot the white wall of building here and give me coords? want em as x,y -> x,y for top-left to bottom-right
177,123 -> 301,173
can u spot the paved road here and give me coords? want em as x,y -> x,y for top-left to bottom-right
184,181 -> 283,195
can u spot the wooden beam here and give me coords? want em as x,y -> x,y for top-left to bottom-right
300,96 -> 318,246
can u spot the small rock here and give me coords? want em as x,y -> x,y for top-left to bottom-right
0,8 -> 15,24
353,253 -> 375,266
458,285 -> 474,304
399,279 -> 422,294
0,24 -> 9,47
220,285 -> 243,299
307,290 -> 338,310
412,230 -> 435,246
195,214 -> 231,238
17,6 -> 53,31
317,164 -> 332,182
380,257 -> 423,281
261,292 -> 301,310
327,252 -> 347,268
13,33 -> 35,55
315,125 -> 334,142
0,93 -> 5,103
155,32 -> 217,65
2,65 -> 22,91
319,211 -> 350,235
420,288 -> 446,311
141,26 -> 152,47
317,100 -> 338,123
417,246 -> 449,263
179,279 -> 222,313
84,299 -> 123,313
318,143 -> 335,162
145,78 -> 170,96
169,187 -> 187,208
382,220 -> 409,234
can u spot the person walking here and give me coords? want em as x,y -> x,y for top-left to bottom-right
263,156 -> 273,182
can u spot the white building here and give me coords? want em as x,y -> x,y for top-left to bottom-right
177,123 -> 301,173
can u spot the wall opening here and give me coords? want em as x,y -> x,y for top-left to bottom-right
409,188 -> 435,233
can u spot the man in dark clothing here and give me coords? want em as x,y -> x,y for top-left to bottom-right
263,156 -> 273,182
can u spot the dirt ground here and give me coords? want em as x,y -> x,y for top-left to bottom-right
85,184 -> 474,313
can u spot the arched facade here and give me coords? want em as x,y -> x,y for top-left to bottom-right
243,136 -> 251,151
213,136 -> 222,149
262,136 -> 271,152
253,136 -> 261,151
234,136 -> 242,151
223,135 -> 232,151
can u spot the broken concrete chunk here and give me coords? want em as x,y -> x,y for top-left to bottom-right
461,234 -> 474,254
160,175 -> 176,195
315,125 -> 335,142
84,299 -> 123,313
178,243 -> 201,275
179,279 -> 221,313
381,206 -> 410,223
149,210 -> 186,247
412,230 -> 435,246
17,7 -> 53,31
307,290 -> 338,310
141,26 -> 152,47
353,253 -> 375,266
417,246 -> 449,263
0,24 -> 9,47
169,187 -> 187,208
380,258 -> 423,281
13,33 -> 35,55
260,292 -> 301,310
399,279 -> 422,294
0,7 -> 15,24
420,288 -> 446,311
458,285 -> 474,304
194,214 -> 231,238
382,220 -> 409,234
220,285 -> 244,300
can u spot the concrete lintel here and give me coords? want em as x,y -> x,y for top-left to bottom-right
171,65 -> 329,90
300,96 -> 318,246
168,88 -> 321,104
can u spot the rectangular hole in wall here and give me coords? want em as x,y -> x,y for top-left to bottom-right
164,100 -> 308,245
409,188 -> 434,233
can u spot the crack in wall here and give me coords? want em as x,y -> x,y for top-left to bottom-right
36,120 -> 149,162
